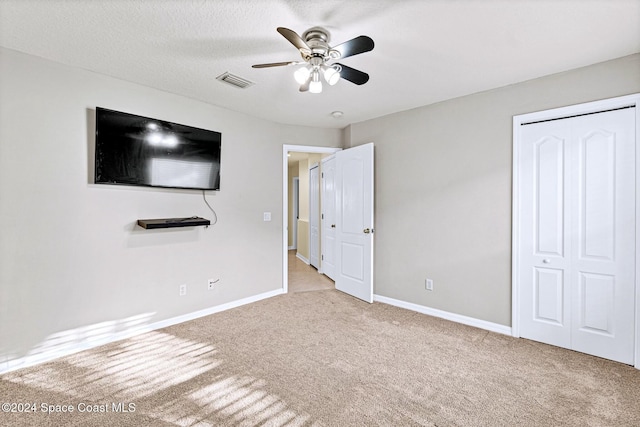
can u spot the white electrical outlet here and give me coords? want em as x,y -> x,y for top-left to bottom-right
425,279 -> 433,291
208,278 -> 219,290
179,284 -> 187,296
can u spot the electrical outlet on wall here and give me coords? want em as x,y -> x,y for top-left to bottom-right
425,279 -> 433,291
179,284 -> 187,296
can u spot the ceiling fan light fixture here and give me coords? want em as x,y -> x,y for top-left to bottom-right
324,65 -> 341,86
309,80 -> 322,94
253,27 -> 374,93
294,66 -> 311,85
309,70 -> 322,93
309,82 -> 322,94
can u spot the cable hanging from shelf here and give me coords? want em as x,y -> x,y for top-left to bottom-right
202,190 -> 218,226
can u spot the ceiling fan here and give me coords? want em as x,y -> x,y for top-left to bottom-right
252,27 -> 374,93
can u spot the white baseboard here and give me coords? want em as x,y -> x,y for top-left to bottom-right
296,253 -> 310,265
151,288 -> 284,330
373,294 -> 512,336
1,288 -> 284,374
288,246 -> 296,250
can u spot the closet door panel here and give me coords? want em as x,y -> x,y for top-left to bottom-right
571,108 -> 636,364
518,122 -> 572,348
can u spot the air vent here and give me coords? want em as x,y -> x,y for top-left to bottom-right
216,72 -> 254,89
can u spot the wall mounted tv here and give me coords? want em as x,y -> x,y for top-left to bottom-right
95,107 -> 221,191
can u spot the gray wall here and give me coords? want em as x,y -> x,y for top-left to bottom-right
347,54 -> 640,326
2,45 -> 638,370
0,48 -> 342,367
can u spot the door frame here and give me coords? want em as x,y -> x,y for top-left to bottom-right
511,93 -> 640,368
283,145 -> 341,293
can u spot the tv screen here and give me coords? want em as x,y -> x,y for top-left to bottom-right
95,107 -> 221,190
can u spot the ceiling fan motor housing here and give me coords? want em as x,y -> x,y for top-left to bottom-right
301,28 -> 340,62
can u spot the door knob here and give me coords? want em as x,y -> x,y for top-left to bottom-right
331,224 -> 336,228
363,228 -> 371,234
542,259 -> 551,264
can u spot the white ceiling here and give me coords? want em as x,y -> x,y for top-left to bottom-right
1,0 -> 639,129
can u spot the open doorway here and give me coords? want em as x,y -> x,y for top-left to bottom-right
282,145 -> 341,293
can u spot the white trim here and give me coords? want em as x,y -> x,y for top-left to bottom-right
512,93 -> 640,369
283,145 -> 341,294
512,114 -> 522,339
287,245 -> 296,251
636,97 -> 640,370
517,94 -> 640,124
296,252 -> 310,265
633,93 -> 640,369
1,289 -> 284,374
374,294 -> 512,336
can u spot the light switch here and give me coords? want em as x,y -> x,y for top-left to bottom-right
263,212 -> 272,222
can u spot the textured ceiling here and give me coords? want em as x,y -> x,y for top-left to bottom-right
1,0 -> 639,129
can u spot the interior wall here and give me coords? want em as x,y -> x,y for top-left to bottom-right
346,53 -> 640,327
0,47 -> 342,368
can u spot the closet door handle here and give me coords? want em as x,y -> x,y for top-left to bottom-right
542,259 -> 551,264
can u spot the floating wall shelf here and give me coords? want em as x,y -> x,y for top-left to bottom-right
137,217 -> 210,229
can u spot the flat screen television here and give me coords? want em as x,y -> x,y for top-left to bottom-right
95,107 -> 221,190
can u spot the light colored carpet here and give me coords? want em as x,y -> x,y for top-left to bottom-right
1,289 -> 639,426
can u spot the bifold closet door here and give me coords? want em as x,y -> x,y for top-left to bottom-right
518,107 -> 636,364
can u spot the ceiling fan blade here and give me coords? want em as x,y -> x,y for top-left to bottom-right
277,27 -> 310,52
332,35 -> 374,59
252,61 -> 302,68
336,63 -> 369,85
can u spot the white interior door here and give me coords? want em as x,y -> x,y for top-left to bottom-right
321,156 -> 337,280
569,110 -> 635,363
309,165 -> 320,269
518,119 -> 572,349
292,177 -> 299,250
335,143 -> 374,303
517,107 -> 636,364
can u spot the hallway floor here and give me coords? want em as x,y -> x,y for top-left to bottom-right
288,250 -> 335,293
